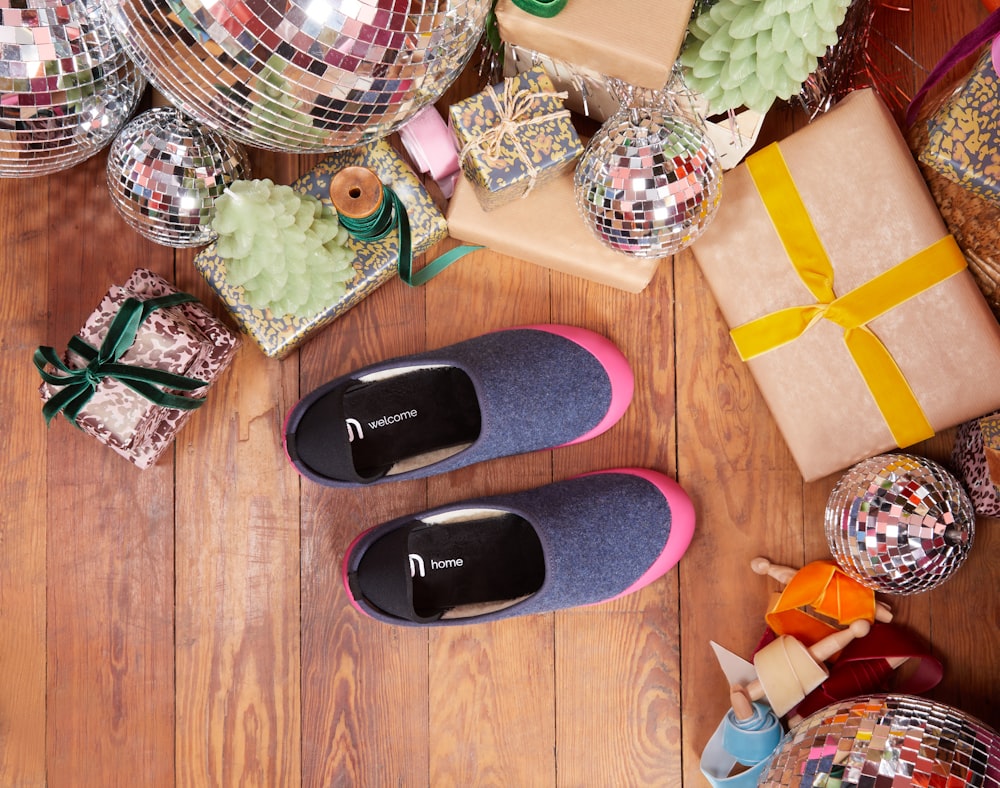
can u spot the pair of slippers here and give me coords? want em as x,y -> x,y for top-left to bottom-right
284,325 -> 696,626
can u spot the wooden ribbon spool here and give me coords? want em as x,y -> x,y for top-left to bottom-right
329,166 -> 384,220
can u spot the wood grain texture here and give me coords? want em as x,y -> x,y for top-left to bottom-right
0,175 -> 48,787
44,154 -> 176,787
173,150 -> 302,788
299,278 -> 431,788
2,7 -> 999,785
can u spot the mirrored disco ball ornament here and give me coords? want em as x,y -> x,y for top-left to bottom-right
102,0 -> 491,152
825,453 -> 975,595
759,694 -> 1000,787
573,79 -> 722,259
0,0 -> 144,177
107,107 -> 251,247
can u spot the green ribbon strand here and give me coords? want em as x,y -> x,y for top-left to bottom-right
34,292 -> 210,427
338,185 -> 481,287
511,0 -> 569,17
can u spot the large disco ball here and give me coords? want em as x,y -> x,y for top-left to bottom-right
0,0 -> 145,177
107,107 -> 251,247
573,80 -> 722,259
759,694 -> 1000,787
101,0 -> 491,152
825,453 -> 975,595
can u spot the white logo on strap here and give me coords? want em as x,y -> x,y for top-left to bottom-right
345,418 -> 364,442
408,553 -> 425,578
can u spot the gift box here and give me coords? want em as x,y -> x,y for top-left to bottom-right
37,268 -> 240,469
502,42 -> 620,122
907,61 -> 1000,318
690,88 -> 1000,482
495,0 -> 694,91
448,67 -> 581,212
446,162 -> 659,292
952,411 -> 1000,517
920,48 -> 1000,205
194,140 -> 447,358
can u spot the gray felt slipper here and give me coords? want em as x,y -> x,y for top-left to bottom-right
341,469 -> 696,626
283,325 -> 633,486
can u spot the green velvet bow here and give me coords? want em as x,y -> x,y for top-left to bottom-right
34,292 -> 209,427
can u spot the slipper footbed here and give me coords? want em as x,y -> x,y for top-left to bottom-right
294,366 -> 482,479
408,513 -> 545,619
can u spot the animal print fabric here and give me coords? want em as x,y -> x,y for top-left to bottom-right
40,268 -> 241,469
952,411 -> 1000,517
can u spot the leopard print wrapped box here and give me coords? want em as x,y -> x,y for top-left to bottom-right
952,411 -> 1000,518
39,269 -> 241,469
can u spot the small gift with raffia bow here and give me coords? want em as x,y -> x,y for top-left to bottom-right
448,66 -> 581,212
35,268 -> 240,469
691,88 -> 1000,481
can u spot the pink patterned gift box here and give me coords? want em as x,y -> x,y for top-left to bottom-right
38,268 -> 240,468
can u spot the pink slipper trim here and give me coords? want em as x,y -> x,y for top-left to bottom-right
513,324 -> 634,446
342,526 -> 378,618
579,468 -> 696,602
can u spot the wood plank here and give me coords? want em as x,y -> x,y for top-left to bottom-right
909,0 -> 998,732
0,175 -> 49,787
173,149 -> 302,786
424,251 -> 557,786
44,153 -> 176,786
675,245 -> 806,787
299,276 -> 431,787
551,260 -> 683,785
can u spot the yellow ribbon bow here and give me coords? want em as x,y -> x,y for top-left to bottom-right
731,143 -> 968,448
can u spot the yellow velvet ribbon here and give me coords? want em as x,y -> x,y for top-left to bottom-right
732,143 -> 968,448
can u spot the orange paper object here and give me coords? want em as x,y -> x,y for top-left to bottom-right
765,560 -> 877,646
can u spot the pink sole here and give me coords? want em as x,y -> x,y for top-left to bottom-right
578,468 -> 695,602
342,526 -> 376,618
514,324 -> 634,446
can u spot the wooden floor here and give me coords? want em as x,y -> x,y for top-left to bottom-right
3,3 -> 998,786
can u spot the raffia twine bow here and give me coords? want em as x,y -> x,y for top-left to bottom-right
34,292 -> 209,427
458,78 -> 571,198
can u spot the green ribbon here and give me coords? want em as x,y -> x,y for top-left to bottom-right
338,185 -> 481,287
34,292 -> 210,427
511,0 -> 569,17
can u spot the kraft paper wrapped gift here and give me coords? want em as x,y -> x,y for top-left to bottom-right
690,88 -> 1000,482
37,268 -> 240,469
446,163 -> 659,292
195,139 -> 447,358
448,67 -> 581,212
495,0 -> 694,91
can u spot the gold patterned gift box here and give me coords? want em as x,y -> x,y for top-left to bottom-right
691,89 -> 1000,482
920,48 -> 1000,205
448,67 -> 581,212
37,268 -> 241,469
194,139 -> 448,359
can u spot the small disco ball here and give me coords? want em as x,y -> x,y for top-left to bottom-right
0,0 -> 145,178
825,453 -> 975,595
102,0 -> 491,153
759,694 -> 1000,787
107,107 -> 251,248
573,81 -> 722,259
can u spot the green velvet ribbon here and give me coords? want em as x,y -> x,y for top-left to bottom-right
338,185 -> 480,287
34,292 -> 209,427
511,0 -> 569,18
